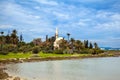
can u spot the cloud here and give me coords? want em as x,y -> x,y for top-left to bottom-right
91,38 -> 120,48
0,24 -> 13,29
35,0 -> 58,6
0,1 -> 54,29
53,11 -> 70,20
78,0 -> 105,3
96,22 -> 120,30
0,0 -> 120,47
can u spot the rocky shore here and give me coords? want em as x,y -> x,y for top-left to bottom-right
0,63 -> 26,80
0,66 -> 22,80
0,68 -> 9,79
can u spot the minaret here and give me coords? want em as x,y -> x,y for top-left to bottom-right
55,27 -> 58,39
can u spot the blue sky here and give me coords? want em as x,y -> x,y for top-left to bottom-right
0,0 -> 120,48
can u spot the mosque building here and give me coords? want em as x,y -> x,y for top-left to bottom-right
53,28 -> 63,50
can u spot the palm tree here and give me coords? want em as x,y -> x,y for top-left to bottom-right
67,33 -> 70,42
13,29 -> 17,34
0,32 -> 4,41
0,31 -> 4,36
0,31 -> 4,50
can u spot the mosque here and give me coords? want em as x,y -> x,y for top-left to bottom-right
53,28 -> 63,50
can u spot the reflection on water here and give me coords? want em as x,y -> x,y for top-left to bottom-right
6,57 -> 120,80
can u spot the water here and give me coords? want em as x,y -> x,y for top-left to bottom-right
6,57 -> 120,80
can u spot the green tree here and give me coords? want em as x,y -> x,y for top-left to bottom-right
74,40 -> 83,52
84,40 -> 89,48
20,34 -> 23,42
70,38 -> 75,44
94,42 -> 99,49
10,29 -> 19,45
5,34 -> 10,44
59,39 -> 68,50
70,38 -> 75,49
0,31 -> 4,50
89,42 -> 93,49
33,38 -> 42,46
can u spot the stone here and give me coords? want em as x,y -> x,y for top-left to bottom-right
13,77 -> 20,80
0,69 -> 9,79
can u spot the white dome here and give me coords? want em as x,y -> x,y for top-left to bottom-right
56,37 -> 63,41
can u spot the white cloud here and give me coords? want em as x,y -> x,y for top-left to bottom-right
35,0 -> 58,6
34,6 -> 41,10
94,11 -> 120,31
29,27 -> 54,33
95,21 -> 120,30
0,0 -> 120,47
0,1 -> 44,25
0,24 -> 13,29
53,11 -> 69,20
77,22 -> 87,26
78,0 -> 105,3
111,14 -> 120,20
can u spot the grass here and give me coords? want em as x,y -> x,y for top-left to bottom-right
1,50 -> 119,60
0,52 -> 92,60
0,52 -> 32,60
39,52 -> 73,58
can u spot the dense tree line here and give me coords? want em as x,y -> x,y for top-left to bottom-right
0,30 -> 103,55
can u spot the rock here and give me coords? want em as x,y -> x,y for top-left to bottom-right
13,77 -> 20,80
9,76 -> 13,78
0,69 -> 9,79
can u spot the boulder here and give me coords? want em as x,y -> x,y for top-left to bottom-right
0,69 -> 9,79
13,77 -> 20,80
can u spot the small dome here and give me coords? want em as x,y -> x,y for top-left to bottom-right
56,37 -> 63,41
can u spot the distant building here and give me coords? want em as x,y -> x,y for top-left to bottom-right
53,28 -> 63,50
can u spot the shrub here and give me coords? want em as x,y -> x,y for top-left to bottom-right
42,49 -> 53,53
63,49 -> 73,54
92,49 -> 104,54
54,50 -> 63,54
32,46 -> 39,54
0,50 -> 9,55
19,45 -> 33,53
80,49 -> 90,54
6,44 -> 16,52
91,49 -> 104,55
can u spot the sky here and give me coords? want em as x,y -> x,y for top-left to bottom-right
0,0 -> 120,48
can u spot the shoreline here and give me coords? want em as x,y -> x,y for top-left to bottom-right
0,52 -> 120,80
0,52 -> 120,64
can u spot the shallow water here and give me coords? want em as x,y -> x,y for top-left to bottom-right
6,57 -> 120,80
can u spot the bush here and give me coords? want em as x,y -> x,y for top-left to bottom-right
19,45 -> 33,53
80,49 -> 90,54
32,46 -> 39,54
92,49 -> 104,55
5,44 -> 16,52
54,50 -> 63,54
42,50 -> 53,53
63,49 -> 73,54
0,50 -> 9,55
